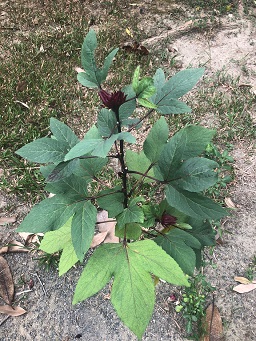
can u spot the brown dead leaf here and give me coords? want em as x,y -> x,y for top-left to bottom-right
0,256 -> 14,305
201,304 -> 224,341
233,283 -> 256,293
0,305 -> 26,316
0,168 -> 3,176
234,276 -> 251,284
224,197 -> 236,209
0,216 -> 16,226
122,41 -> 149,55
18,232 -> 42,245
91,211 -> 119,248
0,246 -> 8,255
0,240 -> 29,255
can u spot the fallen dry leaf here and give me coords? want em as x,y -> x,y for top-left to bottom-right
0,240 -> 29,255
0,216 -> 17,226
224,197 -> 236,209
0,246 -> 8,255
201,304 -> 223,341
18,232 -> 43,245
233,283 -> 256,293
91,211 -> 119,248
0,305 -> 26,316
0,168 -> 3,176
0,256 -> 14,305
234,276 -> 251,284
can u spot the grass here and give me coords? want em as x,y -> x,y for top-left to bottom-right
1,1 -> 255,339
2,1 -> 255,201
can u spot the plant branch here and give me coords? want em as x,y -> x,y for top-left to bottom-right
127,170 -> 163,183
127,108 -> 155,132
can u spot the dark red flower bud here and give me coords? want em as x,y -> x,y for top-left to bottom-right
99,89 -> 127,111
161,212 -> 177,227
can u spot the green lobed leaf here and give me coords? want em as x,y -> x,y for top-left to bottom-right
156,125 -> 216,181
45,174 -> 88,200
97,187 -> 124,217
119,85 -> 136,121
97,108 -> 117,137
186,218 -> 216,246
170,157 -> 219,192
16,137 -> 69,163
132,66 -> 140,92
98,47 -> 119,82
156,98 -> 192,115
50,117 -> 79,148
46,159 -> 80,183
73,240 -> 189,339
77,72 -> 99,88
115,223 -> 142,240
155,68 -> 205,102
73,157 -> 108,180
16,195 -> 79,233
64,138 -> 103,161
165,185 -> 227,220
116,204 -> 144,228
126,150 -> 155,184
71,201 -> 97,262
154,228 -> 201,275
80,30 -> 99,87
137,98 -> 157,109
143,117 -> 169,163
39,217 -> 79,276
79,30 -> 118,88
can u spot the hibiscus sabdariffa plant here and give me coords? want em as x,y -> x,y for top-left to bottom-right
16,30 -> 227,339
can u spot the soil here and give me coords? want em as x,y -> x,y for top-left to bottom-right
0,1 -> 256,340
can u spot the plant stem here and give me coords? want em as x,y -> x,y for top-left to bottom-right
114,108 -> 129,243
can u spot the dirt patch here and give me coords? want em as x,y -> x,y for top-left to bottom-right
1,1 -> 256,340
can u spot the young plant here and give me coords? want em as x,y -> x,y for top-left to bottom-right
15,30 -> 227,339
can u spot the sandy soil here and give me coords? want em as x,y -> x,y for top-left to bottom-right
0,1 -> 255,340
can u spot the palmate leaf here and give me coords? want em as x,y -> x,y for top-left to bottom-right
73,157 -> 108,180
16,137 -> 69,163
73,240 -> 189,339
165,185 -> 227,220
154,228 -> 201,275
97,187 -> 124,217
50,117 -> 79,148
79,29 -> 119,88
39,218 -> 79,276
152,68 -> 205,114
65,130 -> 136,160
71,201 -> 97,262
156,125 -> 216,181
46,159 -> 80,183
97,108 -> 117,137
143,117 -> 169,163
45,174 -> 88,200
125,150 -> 155,184
170,157 -> 219,192
16,195 -> 79,233
116,203 -> 144,228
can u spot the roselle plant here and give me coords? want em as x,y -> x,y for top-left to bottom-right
16,30 -> 227,339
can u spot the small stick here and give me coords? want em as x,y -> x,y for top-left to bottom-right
0,315 -> 11,327
33,272 -> 47,296
16,289 -> 33,296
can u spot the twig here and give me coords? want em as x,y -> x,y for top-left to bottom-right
0,315 -> 11,327
33,272 -> 47,296
15,289 -> 33,296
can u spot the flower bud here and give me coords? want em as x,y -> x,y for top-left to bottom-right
161,212 -> 177,226
99,89 -> 127,111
